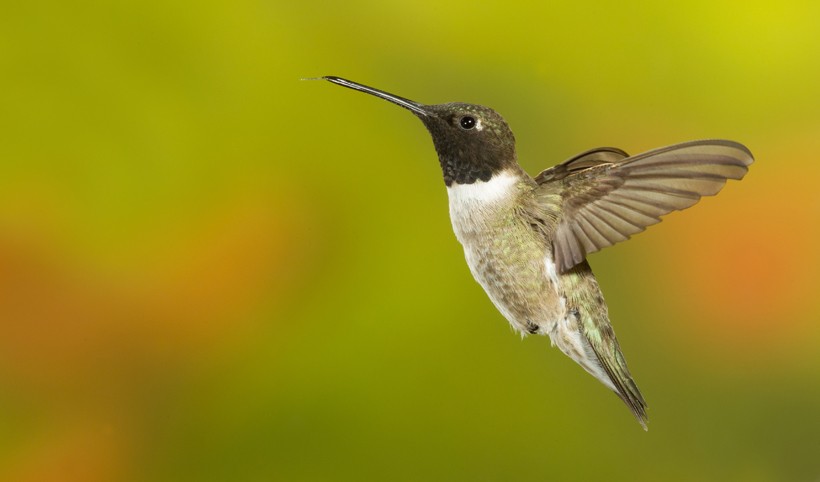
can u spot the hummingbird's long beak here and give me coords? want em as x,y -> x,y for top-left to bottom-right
322,76 -> 429,117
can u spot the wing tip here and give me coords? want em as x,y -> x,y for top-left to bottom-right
696,138 -> 755,167
630,139 -> 755,169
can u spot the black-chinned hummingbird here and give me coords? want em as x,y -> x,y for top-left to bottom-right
320,76 -> 753,429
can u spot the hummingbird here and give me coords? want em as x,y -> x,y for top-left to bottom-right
320,76 -> 753,429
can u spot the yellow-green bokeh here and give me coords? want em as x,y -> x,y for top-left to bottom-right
1,1 -> 819,481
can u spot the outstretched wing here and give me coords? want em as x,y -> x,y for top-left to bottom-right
535,140 -> 753,273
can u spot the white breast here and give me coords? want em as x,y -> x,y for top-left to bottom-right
446,171 -> 519,204
445,171 -> 519,240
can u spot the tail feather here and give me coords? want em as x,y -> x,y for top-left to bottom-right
554,305 -> 649,430
597,348 -> 648,430
555,260 -> 648,429
572,302 -> 648,428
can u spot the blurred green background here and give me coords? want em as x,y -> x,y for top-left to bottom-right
1,0 -> 819,481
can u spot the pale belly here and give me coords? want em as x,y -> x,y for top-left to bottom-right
446,172 -> 565,335
458,227 -> 564,335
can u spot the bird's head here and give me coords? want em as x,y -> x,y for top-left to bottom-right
323,76 -> 517,186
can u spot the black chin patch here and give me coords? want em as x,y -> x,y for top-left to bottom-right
441,158 -> 496,186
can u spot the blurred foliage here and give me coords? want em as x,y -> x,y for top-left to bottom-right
1,0 -> 819,481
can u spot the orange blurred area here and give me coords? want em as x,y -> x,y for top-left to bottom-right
0,181 -> 316,481
5,419 -> 129,482
0,187 -> 307,386
657,131 -> 820,368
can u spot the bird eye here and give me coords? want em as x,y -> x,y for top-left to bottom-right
459,116 -> 476,130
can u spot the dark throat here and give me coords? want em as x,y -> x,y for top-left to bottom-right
435,144 -> 517,187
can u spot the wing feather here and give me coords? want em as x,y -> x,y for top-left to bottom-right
535,140 -> 753,273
